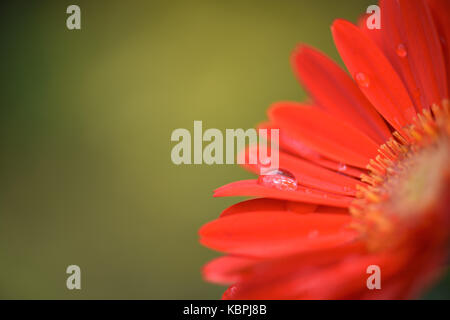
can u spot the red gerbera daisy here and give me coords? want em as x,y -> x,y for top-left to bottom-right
199,0 -> 450,299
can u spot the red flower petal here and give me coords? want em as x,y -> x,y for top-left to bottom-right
214,180 -> 353,207
220,198 -> 317,218
240,145 -> 364,196
258,122 -> 367,178
199,211 -> 357,258
314,205 -> 350,214
221,242 -> 367,299
292,45 -> 391,143
203,256 -> 260,284
332,19 -> 416,131
308,157 -> 366,179
426,0 -> 450,96
269,102 -> 379,167
358,13 -> 383,48
378,0 -> 448,110
223,249 -> 409,299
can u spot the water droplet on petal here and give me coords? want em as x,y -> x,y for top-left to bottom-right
338,163 -> 347,172
257,169 -> 298,191
396,44 -> 407,58
355,72 -> 370,88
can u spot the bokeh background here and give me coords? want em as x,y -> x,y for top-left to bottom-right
0,0 -> 448,299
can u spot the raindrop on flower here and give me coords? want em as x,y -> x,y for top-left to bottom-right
338,163 -> 347,172
342,186 -> 351,193
396,43 -> 407,58
257,169 -> 298,191
355,72 -> 370,88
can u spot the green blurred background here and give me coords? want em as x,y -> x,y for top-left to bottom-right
0,0 -> 448,299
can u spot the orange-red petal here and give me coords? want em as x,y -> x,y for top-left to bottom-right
199,211 -> 357,258
379,0 -> 448,109
332,19 -> 416,131
214,180 -> 353,207
292,45 -> 391,143
269,102 -> 379,167
220,198 -> 317,218
240,145 -> 364,196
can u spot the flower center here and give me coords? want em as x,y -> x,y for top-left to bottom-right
350,101 -> 450,251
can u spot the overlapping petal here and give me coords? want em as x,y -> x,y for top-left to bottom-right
292,45 -> 391,143
201,0 -> 450,300
269,102 -> 379,167
199,211 -> 357,258
214,180 -> 353,207
332,19 -> 417,131
377,0 -> 448,110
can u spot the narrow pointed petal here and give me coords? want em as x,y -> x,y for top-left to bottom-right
221,242 -> 367,299
379,0 -> 448,109
332,19 -> 416,131
223,250 -> 410,299
292,45 -> 391,143
199,211 -> 357,258
258,122 -> 368,178
269,102 -> 379,167
427,0 -> 450,95
220,198 -> 317,218
358,13 -> 383,47
214,180 -> 353,207
240,145 -> 364,196
203,256 -> 260,284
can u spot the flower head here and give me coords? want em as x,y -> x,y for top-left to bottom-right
199,0 -> 450,299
